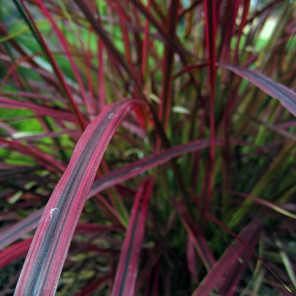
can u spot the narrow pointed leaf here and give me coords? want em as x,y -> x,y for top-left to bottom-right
0,238 -> 33,269
111,178 -> 154,296
0,96 -> 77,122
14,99 -> 142,296
0,209 -> 42,251
220,64 -> 296,116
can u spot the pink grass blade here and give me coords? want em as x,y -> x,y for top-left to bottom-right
192,217 -> 263,296
0,96 -> 77,122
0,209 -> 42,251
14,99 -> 142,296
9,129 -> 80,143
173,201 -> 215,271
0,238 -> 33,269
220,64 -> 296,116
0,139 -> 218,251
0,91 -> 67,103
111,178 -> 154,296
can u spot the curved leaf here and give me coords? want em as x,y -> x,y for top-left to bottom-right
14,99 -> 142,296
220,64 -> 296,116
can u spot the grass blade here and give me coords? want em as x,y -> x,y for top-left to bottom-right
220,64 -> 296,116
0,238 -> 33,269
0,96 -> 77,122
0,209 -> 42,251
111,178 -> 154,296
14,99 -> 142,296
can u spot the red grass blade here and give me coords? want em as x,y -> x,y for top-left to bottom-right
0,96 -> 77,122
0,91 -> 67,103
0,209 -> 42,251
111,178 -> 154,296
0,238 -> 33,269
74,273 -> 113,296
14,99 -> 142,296
192,217 -> 263,296
220,64 -> 296,116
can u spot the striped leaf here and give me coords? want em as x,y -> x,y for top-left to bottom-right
14,99 -> 142,296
